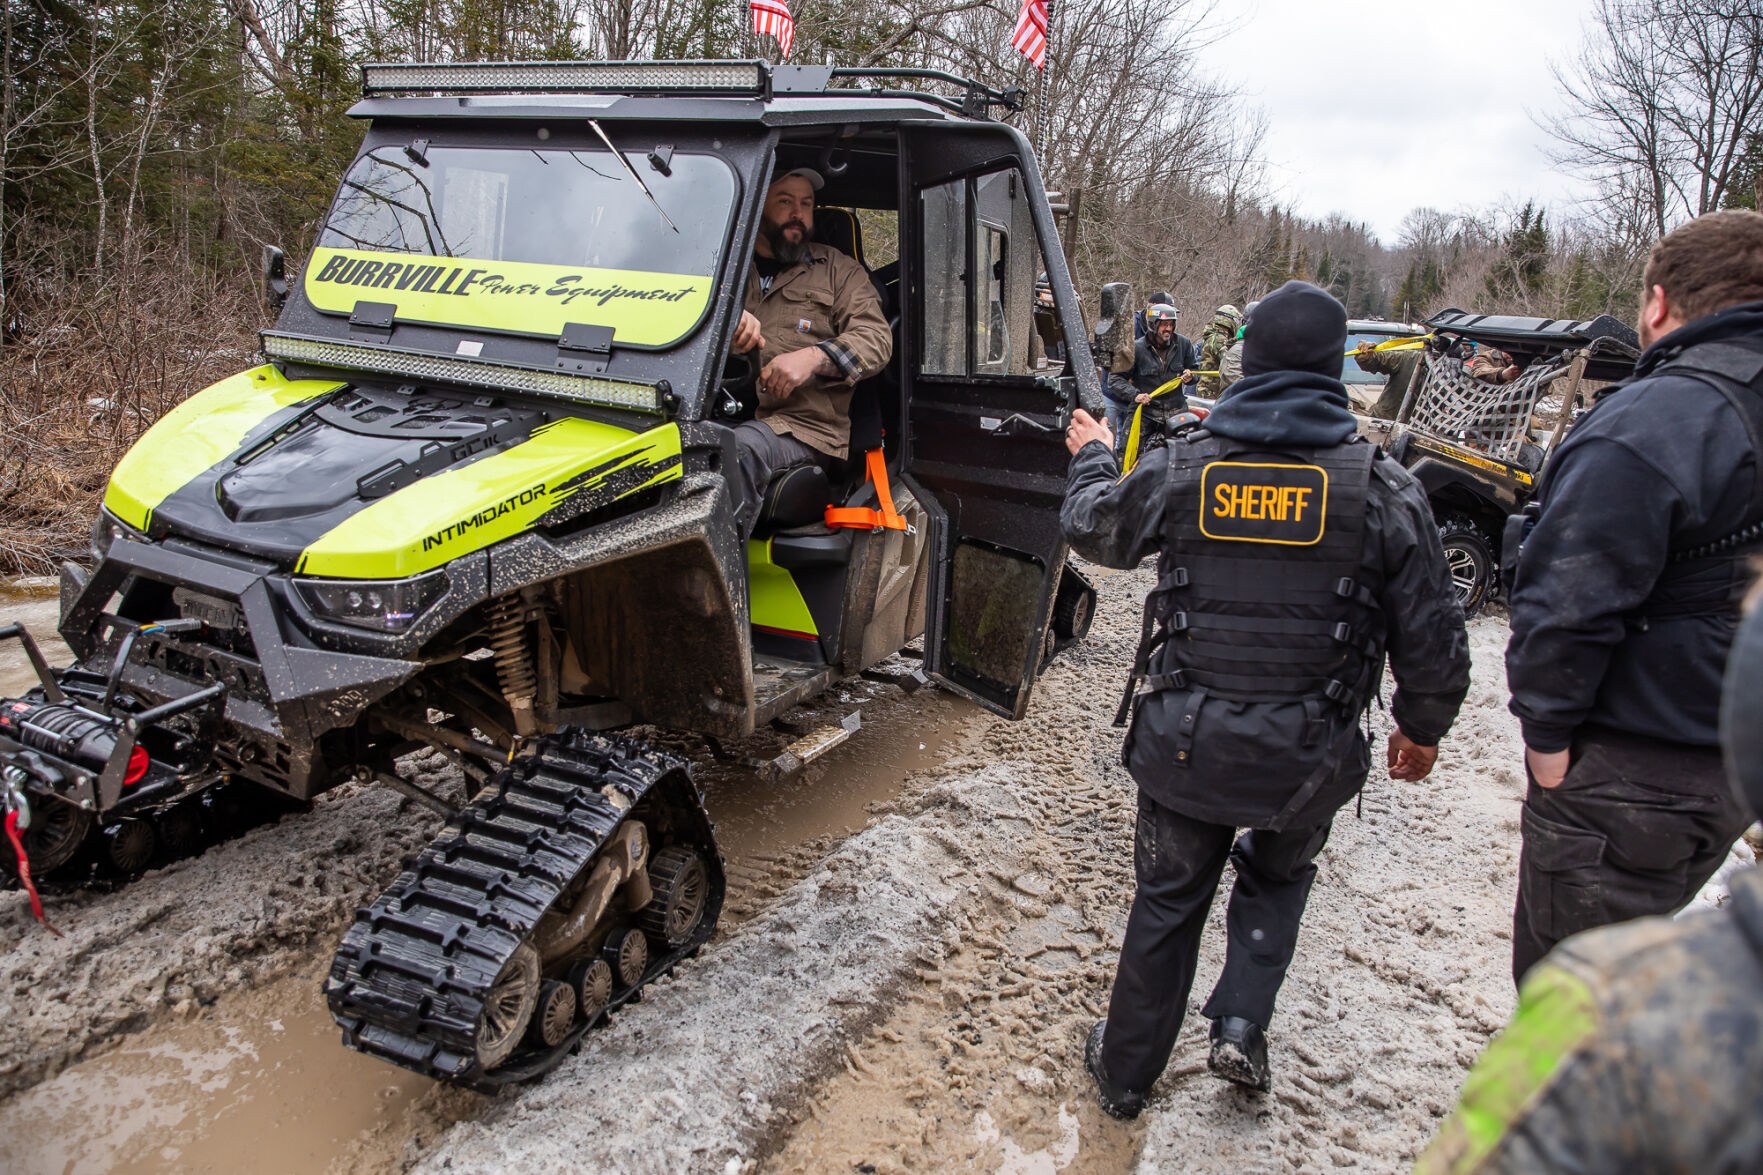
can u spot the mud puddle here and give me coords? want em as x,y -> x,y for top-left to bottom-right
0,964 -> 466,1175
698,687 -> 978,862
0,679 -> 980,1175
0,583 -> 67,697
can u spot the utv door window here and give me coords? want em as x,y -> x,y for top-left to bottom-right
916,167 -> 1045,379
920,179 -> 968,376
978,224 -> 1009,371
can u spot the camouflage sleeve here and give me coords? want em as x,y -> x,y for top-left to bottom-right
1353,348 -> 1406,376
1415,964 -> 1617,1174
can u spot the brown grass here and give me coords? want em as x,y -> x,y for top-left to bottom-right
0,253 -> 267,576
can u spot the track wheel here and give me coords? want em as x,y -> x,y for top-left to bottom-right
156,806 -> 201,858
604,927 -> 648,989
1052,581 -> 1095,641
0,796 -> 93,878
524,979 -> 577,1048
475,942 -> 540,1070
639,846 -> 711,950
1438,514 -> 1495,618
569,956 -> 615,1020
102,818 -> 157,874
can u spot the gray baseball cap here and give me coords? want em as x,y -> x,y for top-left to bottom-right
770,166 -> 825,191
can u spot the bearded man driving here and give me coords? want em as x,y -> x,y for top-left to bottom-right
722,166 -> 893,537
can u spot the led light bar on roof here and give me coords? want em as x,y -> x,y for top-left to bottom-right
361,60 -> 768,97
261,332 -> 664,414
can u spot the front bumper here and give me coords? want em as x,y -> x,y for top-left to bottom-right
55,539 -> 453,798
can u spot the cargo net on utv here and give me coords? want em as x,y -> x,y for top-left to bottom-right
1404,351 -> 1570,463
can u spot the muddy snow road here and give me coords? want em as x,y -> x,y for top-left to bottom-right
2,567 -> 1553,1173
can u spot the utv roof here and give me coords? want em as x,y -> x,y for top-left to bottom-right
347,60 -> 1026,123
1425,307 -> 1641,382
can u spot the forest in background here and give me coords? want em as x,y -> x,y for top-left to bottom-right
0,0 -> 1758,573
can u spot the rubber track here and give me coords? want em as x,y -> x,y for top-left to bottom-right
324,730 -> 716,1088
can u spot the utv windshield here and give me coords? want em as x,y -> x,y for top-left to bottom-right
306,143 -> 736,348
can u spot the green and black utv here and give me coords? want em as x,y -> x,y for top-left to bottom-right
1377,308 -> 1641,614
0,60 -> 1102,1088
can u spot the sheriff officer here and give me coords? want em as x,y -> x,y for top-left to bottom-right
1061,280 -> 1471,1116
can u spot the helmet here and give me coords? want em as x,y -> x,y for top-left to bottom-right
1236,300 -> 1260,339
1215,304 -> 1241,322
1150,290 -> 1173,306
1146,303 -> 1178,325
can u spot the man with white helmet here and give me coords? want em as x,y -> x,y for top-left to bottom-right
1108,302 -> 1198,451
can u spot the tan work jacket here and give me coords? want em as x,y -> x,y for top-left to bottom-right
744,242 -> 892,460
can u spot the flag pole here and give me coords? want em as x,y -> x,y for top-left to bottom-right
1035,0 -> 1053,160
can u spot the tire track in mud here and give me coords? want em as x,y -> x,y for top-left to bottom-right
0,658 -> 977,1175
5,568 -> 1538,1175
765,580 -> 1528,1174
0,774 -> 450,1100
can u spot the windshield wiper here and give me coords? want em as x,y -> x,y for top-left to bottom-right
588,119 -> 679,235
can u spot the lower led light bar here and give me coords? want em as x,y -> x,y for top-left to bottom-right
261,332 -> 663,413
361,60 -> 769,97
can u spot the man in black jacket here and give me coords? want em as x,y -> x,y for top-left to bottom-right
1107,302 -> 1198,453
1418,590 -> 1763,1175
1062,280 -> 1471,1117
1505,209 -> 1763,986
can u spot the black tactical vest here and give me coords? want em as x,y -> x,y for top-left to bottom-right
1116,430 -> 1384,731
1636,340 -> 1763,623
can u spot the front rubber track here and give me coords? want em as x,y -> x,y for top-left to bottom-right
324,730 -> 724,1090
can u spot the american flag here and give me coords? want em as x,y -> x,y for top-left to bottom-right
1011,0 -> 1048,69
752,0 -> 795,59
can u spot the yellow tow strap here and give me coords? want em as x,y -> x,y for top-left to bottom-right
1118,336 -> 1433,475
1121,373 -> 1202,476
1347,334 -> 1431,357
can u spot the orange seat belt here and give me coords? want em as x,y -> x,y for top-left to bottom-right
825,448 -> 912,533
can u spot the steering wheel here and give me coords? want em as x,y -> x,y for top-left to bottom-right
716,351 -> 759,420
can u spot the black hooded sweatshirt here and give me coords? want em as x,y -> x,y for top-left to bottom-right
1507,302 -> 1763,751
1063,281 -> 1470,825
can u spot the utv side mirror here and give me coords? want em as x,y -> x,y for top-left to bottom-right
263,246 -> 288,311
1094,281 -> 1134,375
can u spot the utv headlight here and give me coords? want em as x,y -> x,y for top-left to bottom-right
293,570 -> 448,633
90,508 -> 146,561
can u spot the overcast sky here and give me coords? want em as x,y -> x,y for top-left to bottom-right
1205,0 -> 1597,244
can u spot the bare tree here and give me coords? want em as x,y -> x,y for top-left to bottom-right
1546,0 -> 1763,238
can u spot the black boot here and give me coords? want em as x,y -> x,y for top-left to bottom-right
1208,1016 -> 1271,1092
1084,1020 -> 1147,1120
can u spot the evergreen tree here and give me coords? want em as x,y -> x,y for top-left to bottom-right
1721,132 -> 1762,211
1392,262 -> 1419,321
1484,202 -> 1551,307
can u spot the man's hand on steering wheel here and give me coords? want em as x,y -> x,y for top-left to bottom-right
760,347 -> 829,401
732,310 -> 765,354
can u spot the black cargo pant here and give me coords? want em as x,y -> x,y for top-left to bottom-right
1100,790 -> 1332,1093
721,419 -> 835,539
1512,725 -> 1752,987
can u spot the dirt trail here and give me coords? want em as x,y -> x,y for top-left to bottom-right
5,560 -> 1719,1174
760,576 -> 1527,1175
0,629 -> 975,1174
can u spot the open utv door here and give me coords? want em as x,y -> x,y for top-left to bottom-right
901,126 -> 1095,718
